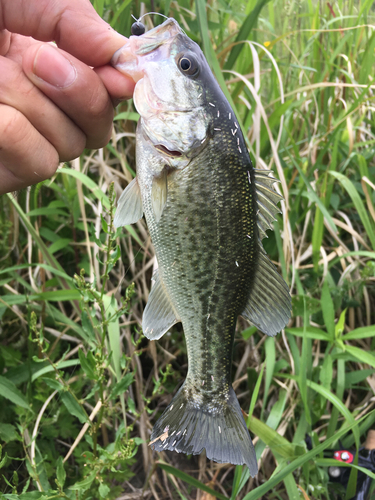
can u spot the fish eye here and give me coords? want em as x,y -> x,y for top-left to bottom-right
178,54 -> 199,76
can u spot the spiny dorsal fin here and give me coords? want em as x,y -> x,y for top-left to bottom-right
254,169 -> 283,240
143,269 -> 180,340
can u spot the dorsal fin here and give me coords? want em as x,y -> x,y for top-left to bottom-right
254,169 -> 283,240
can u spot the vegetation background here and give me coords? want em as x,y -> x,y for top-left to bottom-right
0,0 -> 375,498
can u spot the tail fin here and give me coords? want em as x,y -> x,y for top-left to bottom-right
149,384 -> 258,476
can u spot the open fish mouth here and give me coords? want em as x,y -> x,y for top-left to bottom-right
155,145 -> 183,157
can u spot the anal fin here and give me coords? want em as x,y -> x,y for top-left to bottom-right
242,245 -> 291,336
143,270 -> 180,340
114,177 -> 143,227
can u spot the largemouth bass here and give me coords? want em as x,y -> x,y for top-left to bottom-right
111,18 -> 291,475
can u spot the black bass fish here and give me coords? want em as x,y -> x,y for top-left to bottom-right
111,18 -> 291,475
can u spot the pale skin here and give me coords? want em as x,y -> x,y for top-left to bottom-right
0,0 -> 136,195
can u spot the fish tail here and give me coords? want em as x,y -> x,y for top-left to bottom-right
149,384 -> 258,476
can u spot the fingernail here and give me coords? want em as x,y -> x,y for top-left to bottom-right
33,44 -> 77,88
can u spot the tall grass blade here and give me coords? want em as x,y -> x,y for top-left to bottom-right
329,171 -> 375,249
242,412 -> 370,500
224,0 -> 271,70
157,462 -> 227,500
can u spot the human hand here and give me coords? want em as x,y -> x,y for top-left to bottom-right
0,0 -> 135,195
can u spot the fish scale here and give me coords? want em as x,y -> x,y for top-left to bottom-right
112,17 -> 291,474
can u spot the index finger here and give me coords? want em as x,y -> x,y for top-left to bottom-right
0,0 -> 127,67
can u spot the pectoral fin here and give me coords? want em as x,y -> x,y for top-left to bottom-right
151,170 -> 168,222
143,270 -> 180,340
242,246 -> 291,336
114,177 -> 143,228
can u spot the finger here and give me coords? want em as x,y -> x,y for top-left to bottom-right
94,65 -> 136,102
22,41 -> 115,149
0,104 -> 59,195
0,0 -> 127,66
0,54 -> 86,160
7,32 -> 134,118
0,29 -> 10,56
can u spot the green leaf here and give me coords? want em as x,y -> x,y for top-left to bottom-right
56,456 -> 66,488
248,416 -> 302,459
344,345 -> 375,368
0,376 -> 32,411
0,263 -> 74,283
31,359 -> 80,382
342,325 -> 375,340
321,280 -> 335,340
262,337 -> 275,413
335,309 -> 347,339
99,483 -> 111,498
305,380 -> 359,445
345,369 -> 374,387
224,0 -> 271,70
329,171 -> 375,250
157,462 -> 227,500
248,365 -> 264,419
359,30 -> 375,84
58,167 -> 110,209
6,194 -> 77,310
0,424 -> 20,443
42,378 -> 63,391
320,354 -> 333,390
61,392 -> 88,424
128,397 -> 136,415
78,349 -> 97,380
81,311 -> 97,341
316,458 -> 375,480
0,450 -> 8,469
114,111 -> 139,122
241,326 -> 257,340
27,207 -> 68,217
285,326 -> 330,340
35,290 -> 80,301
291,159 -> 337,232
48,238 -> 72,255
292,295 -> 321,317
242,412 -> 368,500
69,471 -> 96,491
111,373 -> 134,399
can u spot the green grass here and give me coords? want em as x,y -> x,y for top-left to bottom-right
1,0 -> 375,499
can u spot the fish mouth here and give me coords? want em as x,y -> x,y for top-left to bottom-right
155,145 -> 183,158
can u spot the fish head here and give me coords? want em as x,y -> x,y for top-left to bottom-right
111,18 -> 214,168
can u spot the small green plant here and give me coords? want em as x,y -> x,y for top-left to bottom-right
0,184 -> 151,499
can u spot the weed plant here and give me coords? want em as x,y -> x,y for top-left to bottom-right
1,1 -> 375,499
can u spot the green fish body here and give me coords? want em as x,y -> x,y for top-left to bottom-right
112,18 -> 291,475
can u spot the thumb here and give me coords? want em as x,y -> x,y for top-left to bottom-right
0,0 -> 127,67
